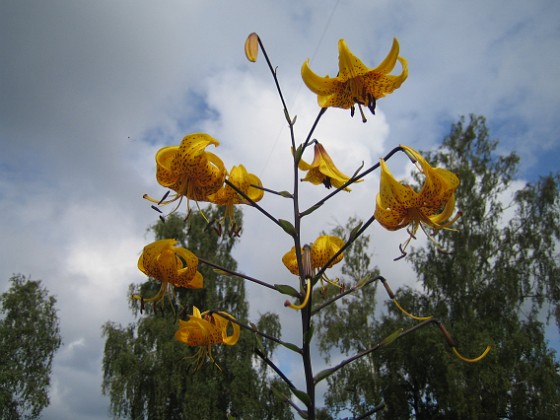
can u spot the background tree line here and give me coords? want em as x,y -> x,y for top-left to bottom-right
102,115 -> 560,419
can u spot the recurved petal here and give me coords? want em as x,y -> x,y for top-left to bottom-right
214,312 -> 240,345
337,39 -> 369,80
373,38 -> 400,74
245,172 -> 264,202
138,239 -> 177,277
282,247 -> 300,275
315,147 -> 353,189
363,67 -> 408,99
377,159 -> 419,209
311,235 -> 345,268
301,59 -> 339,96
428,193 -> 457,228
155,146 -> 180,187
176,318 -> 211,346
374,195 -> 410,230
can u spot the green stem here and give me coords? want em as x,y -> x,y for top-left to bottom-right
301,145 -> 404,216
207,310 -> 302,354
198,257 -> 277,291
223,179 -> 282,230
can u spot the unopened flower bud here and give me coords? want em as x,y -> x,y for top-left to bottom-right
244,32 -> 259,62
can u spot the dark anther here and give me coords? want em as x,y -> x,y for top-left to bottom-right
229,224 -> 242,238
158,190 -> 170,205
140,297 -> 145,314
322,177 -> 333,189
351,105 -> 356,118
151,205 -> 163,213
393,244 -> 407,261
367,94 -> 376,115
159,215 -> 165,223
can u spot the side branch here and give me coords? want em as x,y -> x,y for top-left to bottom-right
224,179 -> 283,230
314,318 -> 491,385
301,145 -> 403,215
198,257 -> 277,291
313,214 -> 377,282
207,310 -> 303,355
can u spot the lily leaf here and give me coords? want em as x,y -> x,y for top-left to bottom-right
280,341 -> 301,353
278,190 -> 294,198
348,221 -> 364,242
275,284 -> 300,298
294,145 -> 304,163
314,366 -> 337,384
291,387 -> 312,406
300,203 -> 323,217
250,322 -> 265,353
271,384 -> 289,402
355,272 -> 376,289
380,328 -> 404,347
278,219 -> 296,236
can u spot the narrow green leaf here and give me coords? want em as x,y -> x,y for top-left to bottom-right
348,221 -> 364,241
294,145 -> 303,163
291,387 -> 312,406
249,322 -> 265,353
380,328 -> 404,347
278,219 -> 296,236
284,109 -> 292,125
280,341 -> 301,353
278,190 -> 293,198
300,203 -> 323,217
271,384 -> 288,401
355,272 -> 376,289
314,366 -> 337,384
274,284 -> 300,298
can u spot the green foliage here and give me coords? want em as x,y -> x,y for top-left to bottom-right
316,115 -> 560,418
314,217 -> 382,418
102,207 -> 293,419
0,274 -> 62,419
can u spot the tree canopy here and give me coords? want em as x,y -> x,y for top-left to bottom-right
315,115 -> 560,419
0,274 -> 62,419
102,207 -> 293,419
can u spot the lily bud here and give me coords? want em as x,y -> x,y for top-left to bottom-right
244,32 -> 259,62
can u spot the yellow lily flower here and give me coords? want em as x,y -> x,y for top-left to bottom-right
282,235 -> 345,276
175,306 -> 240,370
301,38 -> 408,121
208,164 -> 264,223
374,145 -> 460,247
133,239 -> 203,304
144,133 -> 227,211
298,142 -> 358,190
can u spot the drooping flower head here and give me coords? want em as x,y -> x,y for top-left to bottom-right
175,306 -> 240,370
282,235 -> 345,276
133,239 -> 203,305
301,38 -> 408,121
144,133 -> 227,213
298,142 -> 360,191
208,164 -> 264,227
374,145 -> 460,253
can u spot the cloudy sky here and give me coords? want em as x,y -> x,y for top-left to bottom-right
1,0 -> 559,418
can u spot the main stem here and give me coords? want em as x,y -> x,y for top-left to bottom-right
301,295 -> 315,418
258,35 -> 326,417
